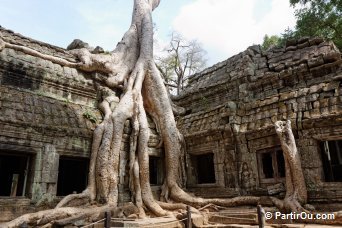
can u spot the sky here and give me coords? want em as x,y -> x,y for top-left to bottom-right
0,0 -> 296,65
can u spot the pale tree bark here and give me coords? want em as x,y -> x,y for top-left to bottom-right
271,120 -> 342,225
2,1 -> 342,227
2,0 -> 259,225
271,120 -> 307,213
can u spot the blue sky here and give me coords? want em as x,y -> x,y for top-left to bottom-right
0,0 -> 295,65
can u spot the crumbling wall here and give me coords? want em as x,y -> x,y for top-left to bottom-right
0,27 -> 164,221
175,37 -> 342,203
0,28 -> 105,221
1,25 -> 341,220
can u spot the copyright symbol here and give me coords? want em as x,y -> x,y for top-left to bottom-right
265,212 -> 272,220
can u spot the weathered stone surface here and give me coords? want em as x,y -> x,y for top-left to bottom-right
92,46 -> 105,54
1,25 -> 342,220
0,27 -> 166,220
67,39 -> 91,51
175,36 -> 342,203
267,183 -> 285,195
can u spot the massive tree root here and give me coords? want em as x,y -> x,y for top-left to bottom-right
271,120 -> 308,213
3,1 -> 342,227
1,1 -> 260,227
270,120 -> 342,225
2,205 -> 121,228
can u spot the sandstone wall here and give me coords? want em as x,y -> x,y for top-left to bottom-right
0,27 -> 103,220
0,27 -> 164,221
1,25 -> 341,220
175,37 -> 342,203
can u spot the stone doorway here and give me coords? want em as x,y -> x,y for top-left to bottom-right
0,152 -> 30,197
57,157 -> 89,196
149,156 -> 164,185
192,153 -> 216,184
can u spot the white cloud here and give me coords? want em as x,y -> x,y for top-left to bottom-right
153,32 -> 169,58
173,0 -> 296,64
74,2 -> 132,51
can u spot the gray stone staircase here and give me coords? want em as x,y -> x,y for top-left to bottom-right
187,187 -> 239,199
110,216 -> 182,228
0,197 -> 34,222
206,209 -> 258,227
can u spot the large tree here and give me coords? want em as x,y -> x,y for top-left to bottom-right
271,121 -> 307,213
1,1 -> 259,227
262,0 -> 341,50
1,1 -> 341,227
261,34 -> 282,50
156,32 -> 207,95
291,0 -> 342,49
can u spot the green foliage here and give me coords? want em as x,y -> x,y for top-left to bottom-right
261,34 -> 282,50
262,0 -> 341,50
291,0 -> 342,50
261,29 -> 296,50
83,110 -> 97,123
280,27 -> 298,42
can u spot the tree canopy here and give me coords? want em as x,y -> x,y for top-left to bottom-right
262,0 -> 341,50
261,34 -> 282,50
294,0 -> 341,49
156,32 -> 207,95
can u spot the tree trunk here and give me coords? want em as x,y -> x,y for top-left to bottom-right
3,1 -> 342,227
272,120 -> 307,213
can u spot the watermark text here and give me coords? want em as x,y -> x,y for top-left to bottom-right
264,211 -> 335,221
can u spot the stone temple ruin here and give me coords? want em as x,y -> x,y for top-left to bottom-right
0,25 -> 341,222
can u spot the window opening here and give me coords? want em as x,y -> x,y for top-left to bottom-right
319,140 -> 342,182
257,147 -> 285,184
276,150 -> 286,178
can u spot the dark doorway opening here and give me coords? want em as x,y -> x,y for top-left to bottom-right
0,153 -> 30,197
195,153 -> 216,184
149,156 -> 163,185
319,140 -> 342,182
261,153 -> 274,178
57,157 -> 89,196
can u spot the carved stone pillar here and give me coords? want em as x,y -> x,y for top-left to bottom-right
31,144 -> 59,204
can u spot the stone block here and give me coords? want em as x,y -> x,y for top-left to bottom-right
310,109 -> 321,118
41,171 -> 58,184
320,98 -> 329,107
41,144 -> 59,184
309,84 -> 324,94
300,146 -> 322,168
267,183 -> 285,195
